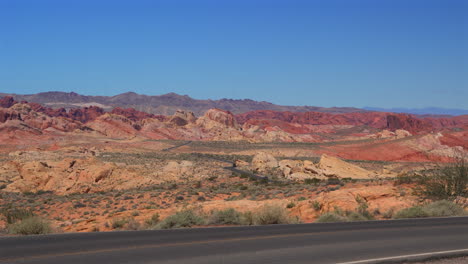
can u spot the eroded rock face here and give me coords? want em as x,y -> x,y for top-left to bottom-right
252,152 -> 278,172
1,104 -> 82,132
196,109 -> 240,130
385,114 -> 432,133
276,155 -> 376,181
111,107 -> 156,122
168,110 -> 197,126
375,129 -> 412,139
318,154 -> 374,179
279,159 -> 327,180
68,106 -> 105,123
4,158 -> 124,194
315,185 -> 416,215
0,96 -> 16,108
0,109 -> 22,123
87,114 -> 138,139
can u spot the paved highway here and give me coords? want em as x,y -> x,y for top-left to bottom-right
1,217 -> 467,264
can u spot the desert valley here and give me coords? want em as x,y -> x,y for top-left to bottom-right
0,92 -> 467,234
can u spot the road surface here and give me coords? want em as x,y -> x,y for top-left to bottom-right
1,217 -> 467,264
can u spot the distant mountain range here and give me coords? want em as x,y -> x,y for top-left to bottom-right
364,107 -> 468,117
0,91 -> 366,116
0,91 -> 466,116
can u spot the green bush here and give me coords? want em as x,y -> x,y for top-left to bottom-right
145,213 -> 160,227
316,213 -> 348,223
423,200 -> 465,217
304,178 -> 321,185
354,196 -> 374,221
312,201 -> 322,211
393,206 -> 429,219
125,218 -> 141,230
208,208 -> 242,225
347,212 -> 370,221
8,217 -> 51,235
111,218 -> 128,229
239,211 -> 255,226
1,206 -> 34,224
395,200 -> 465,219
253,204 -> 299,225
286,202 -> 296,209
316,198 -> 374,223
417,158 -> 467,199
156,209 -> 205,229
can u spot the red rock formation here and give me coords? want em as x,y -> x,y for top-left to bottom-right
197,108 -> 239,129
111,107 -> 164,122
68,106 -> 105,123
0,96 -> 16,108
439,131 -> 468,149
236,110 -> 466,134
385,114 -> 432,132
0,109 -> 22,123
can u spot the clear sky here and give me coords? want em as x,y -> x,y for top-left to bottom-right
0,0 -> 466,109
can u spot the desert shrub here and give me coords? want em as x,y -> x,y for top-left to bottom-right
394,200 -> 465,219
326,178 -> 342,186
354,196 -> 374,221
208,208 -> 242,225
286,202 -> 296,209
239,211 -> 255,225
394,174 -> 418,185
346,212 -> 370,221
423,200 -> 465,217
316,213 -> 348,223
125,218 -> 141,230
145,213 -> 160,227
418,158 -> 467,199
8,217 -> 51,235
312,201 -> 322,211
1,206 -> 34,224
253,204 -> 298,225
304,178 -> 320,185
393,206 -> 429,219
297,197 -> 306,201
316,198 -> 374,223
156,209 -> 205,229
111,218 -> 128,229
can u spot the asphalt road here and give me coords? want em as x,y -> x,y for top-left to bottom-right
1,217 -> 468,264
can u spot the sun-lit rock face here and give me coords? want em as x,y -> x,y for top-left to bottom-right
196,108 -> 240,130
168,110 -> 197,126
251,152 -> 278,172
86,113 -> 138,139
279,159 -> 327,181
314,185 -> 417,215
318,154 -> 375,179
110,107 -> 157,122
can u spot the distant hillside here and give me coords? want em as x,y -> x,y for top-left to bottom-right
364,107 -> 468,116
0,91 -> 366,116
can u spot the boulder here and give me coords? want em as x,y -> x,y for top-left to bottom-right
318,154 -> 374,179
252,152 -> 278,172
196,109 -> 240,130
234,159 -> 250,167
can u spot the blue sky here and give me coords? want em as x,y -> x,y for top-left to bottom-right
0,0 -> 466,109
